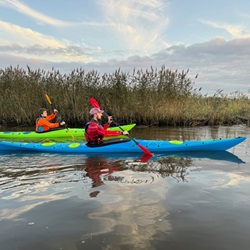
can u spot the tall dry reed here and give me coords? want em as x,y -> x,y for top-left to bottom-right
0,65 -> 249,127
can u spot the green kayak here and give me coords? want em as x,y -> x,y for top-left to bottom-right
0,124 -> 136,140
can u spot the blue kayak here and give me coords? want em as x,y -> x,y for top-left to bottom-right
0,137 -> 246,154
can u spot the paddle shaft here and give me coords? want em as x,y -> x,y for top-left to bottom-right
45,94 -> 63,121
104,112 -> 152,155
103,111 -> 138,144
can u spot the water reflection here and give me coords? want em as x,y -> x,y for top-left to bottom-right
0,149 -> 245,200
83,155 -> 191,190
84,156 -> 123,197
0,150 -> 244,197
0,149 -> 247,249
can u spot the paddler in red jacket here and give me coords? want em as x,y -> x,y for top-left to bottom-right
36,108 -> 65,132
84,107 -> 129,144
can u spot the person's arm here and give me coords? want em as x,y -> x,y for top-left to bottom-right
103,116 -> 113,130
46,113 -> 57,121
103,116 -> 129,137
104,129 -> 130,137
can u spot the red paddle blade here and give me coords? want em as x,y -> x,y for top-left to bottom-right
139,153 -> 153,162
138,144 -> 153,156
90,97 -> 100,108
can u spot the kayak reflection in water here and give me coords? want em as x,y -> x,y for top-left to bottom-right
84,156 -> 123,197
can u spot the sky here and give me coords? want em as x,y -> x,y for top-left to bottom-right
0,0 -> 250,95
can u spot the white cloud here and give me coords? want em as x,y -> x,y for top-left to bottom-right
0,0 -> 108,28
0,20 -> 142,63
98,0 -> 169,52
201,20 -> 250,38
0,21 -> 97,62
0,21 -> 65,47
0,0 -> 68,27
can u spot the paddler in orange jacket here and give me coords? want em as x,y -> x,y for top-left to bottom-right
36,108 -> 65,132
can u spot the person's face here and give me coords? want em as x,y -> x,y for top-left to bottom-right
96,112 -> 103,120
42,110 -> 48,117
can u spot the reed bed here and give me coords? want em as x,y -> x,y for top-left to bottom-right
0,65 -> 250,127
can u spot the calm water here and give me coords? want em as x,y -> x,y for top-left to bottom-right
0,125 -> 250,250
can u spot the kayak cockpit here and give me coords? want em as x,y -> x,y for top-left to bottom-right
86,138 -> 131,147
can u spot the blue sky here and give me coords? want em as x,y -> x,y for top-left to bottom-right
0,0 -> 250,94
